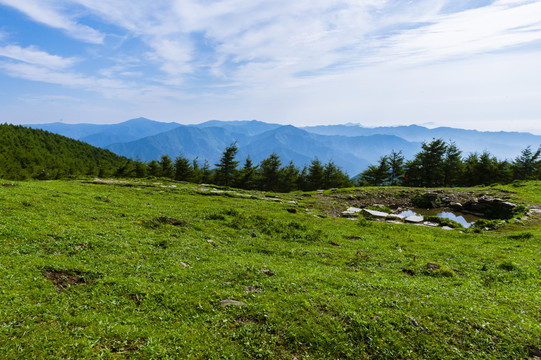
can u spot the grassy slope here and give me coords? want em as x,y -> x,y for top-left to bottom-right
0,180 -> 539,359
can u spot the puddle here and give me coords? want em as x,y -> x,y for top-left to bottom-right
399,208 -> 481,228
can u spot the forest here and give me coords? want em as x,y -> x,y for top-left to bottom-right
1,124 -> 540,190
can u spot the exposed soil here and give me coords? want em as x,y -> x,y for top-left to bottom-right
156,216 -> 187,227
43,269 -> 90,292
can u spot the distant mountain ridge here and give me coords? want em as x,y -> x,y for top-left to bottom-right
303,124 -> 541,160
24,118 -> 541,176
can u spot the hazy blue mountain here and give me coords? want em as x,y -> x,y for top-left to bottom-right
28,118 -> 181,148
192,119 -> 282,136
106,124 -> 419,175
107,125 -> 248,164
303,124 -> 541,160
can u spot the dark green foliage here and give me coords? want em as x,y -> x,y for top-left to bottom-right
174,153 -> 193,181
387,150 -> 405,185
0,124 -> 127,180
513,146 -> 541,180
359,156 -> 390,186
159,155 -> 174,179
215,142 -> 239,186
257,153 -> 282,191
366,141 -> 538,188
235,157 -> 257,190
306,158 -> 325,190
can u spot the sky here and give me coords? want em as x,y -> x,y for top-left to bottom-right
1,0 -> 541,134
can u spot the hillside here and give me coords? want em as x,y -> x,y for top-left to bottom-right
0,179 -> 539,358
0,124 -> 129,180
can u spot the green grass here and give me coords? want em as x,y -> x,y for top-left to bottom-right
0,179 -> 540,359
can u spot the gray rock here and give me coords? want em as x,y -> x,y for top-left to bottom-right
405,215 -> 424,223
387,214 -> 405,221
441,226 -> 454,230
423,222 -> 439,227
341,207 -> 363,217
362,209 -> 389,219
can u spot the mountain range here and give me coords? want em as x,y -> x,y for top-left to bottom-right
28,118 -> 541,176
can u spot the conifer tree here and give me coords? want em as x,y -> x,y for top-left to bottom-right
215,143 -> 239,186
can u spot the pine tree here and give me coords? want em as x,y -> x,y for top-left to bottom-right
174,153 -> 193,181
513,146 -> 541,180
215,143 -> 239,186
159,155 -> 174,179
258,153 -> 281,191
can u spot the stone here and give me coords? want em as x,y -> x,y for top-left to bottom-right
441,226 -> 454,230
362,209 -> 389,219
341,207 -> 363,217
179,262 -> 190,268
405,215 -> 424,223
220,299 -> 246,307
387,214 -> 405,221
449,202 -> 463,210
423,221 -> 439,227
261,269 -> 274,276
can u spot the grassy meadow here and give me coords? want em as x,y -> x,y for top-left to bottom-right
0,179 -> 540,359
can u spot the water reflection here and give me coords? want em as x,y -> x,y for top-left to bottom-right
398,208 -> 480,228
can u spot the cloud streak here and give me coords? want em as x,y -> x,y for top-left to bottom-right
0,0 -> 105,44
0,0 -> 540,132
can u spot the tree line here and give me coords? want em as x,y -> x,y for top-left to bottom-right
114,143 -> 353,192
2,124 -> 539,190
358,139 -> 541,187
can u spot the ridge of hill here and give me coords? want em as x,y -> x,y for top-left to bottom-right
0,124 -> 128,180
28,117 -> 181,148
23,118 -> 541,174
303,124 -> 541,160
106,124 -> 417,175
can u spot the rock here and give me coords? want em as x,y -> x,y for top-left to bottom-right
423,221 -> 440,227
261,269 -> 274,276
220,299 -> 246,307
207,240 -> 215,245
441,226 -> 454,230
387,214 -> 405,221
179,262 -> 190,268
449,202 -> 463,210
362,209 -> 389,219
341,207 -> 363,217
427,262 -> 441,270
405,215 -> 424,223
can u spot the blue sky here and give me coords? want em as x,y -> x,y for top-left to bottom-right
1,0 -> 541,134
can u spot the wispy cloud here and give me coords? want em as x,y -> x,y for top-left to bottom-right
1,0 -> 540,132
0,0 -> 104,44
0,44 -> 77,69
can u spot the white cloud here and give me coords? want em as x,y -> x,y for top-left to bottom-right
0,44 -> 77,69
0,0 -> 104,44
374,0 -> 541,64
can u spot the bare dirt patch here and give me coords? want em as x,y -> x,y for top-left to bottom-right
43,268 -> 91,292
